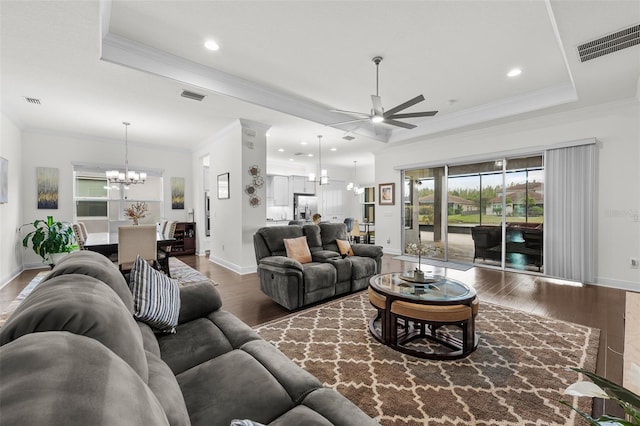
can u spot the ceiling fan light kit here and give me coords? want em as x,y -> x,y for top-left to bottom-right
330,56 -> 438,130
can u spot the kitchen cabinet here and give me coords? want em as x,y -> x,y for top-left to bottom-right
268,175 -> 290,206
292,175 -> 315,195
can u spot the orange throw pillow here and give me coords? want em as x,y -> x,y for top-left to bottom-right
336,239 -> 354,257
284,236 -> 312,264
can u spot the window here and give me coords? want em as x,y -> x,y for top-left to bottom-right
363,186 -> 375,223
74,168 -> 163,233
402,155 -> 544,272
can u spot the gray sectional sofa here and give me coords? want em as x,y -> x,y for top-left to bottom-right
253,223 -> 383,310
0,250 -> 377,425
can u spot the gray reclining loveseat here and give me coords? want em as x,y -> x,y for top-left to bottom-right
0,250 -> 377,425
253,223 -> 383,310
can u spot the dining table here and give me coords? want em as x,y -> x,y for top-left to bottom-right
84,231 -> 175,259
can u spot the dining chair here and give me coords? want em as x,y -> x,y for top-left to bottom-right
157,221 -> 178,277
71,223 -> 85,250
351,219 -> 361,243
118,225 -> 157,273
77,222 -> 89,241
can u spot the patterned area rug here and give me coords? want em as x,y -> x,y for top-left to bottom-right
169,257 -> 216,285
255,292 -> 599,425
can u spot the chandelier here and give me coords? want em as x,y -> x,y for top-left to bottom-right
347,161 -> 364,195
106,122 -> 146,185
308,135 -> 328,185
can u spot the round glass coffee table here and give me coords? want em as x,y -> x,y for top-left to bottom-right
368,272 -> 479,360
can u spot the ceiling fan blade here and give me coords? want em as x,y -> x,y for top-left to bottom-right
383,119 -> 417,129
330,108 -> 371,118
388,110 -> 438,119
371,95 -> 383,116
329,118 -> 370,126
383,94 -> 425,117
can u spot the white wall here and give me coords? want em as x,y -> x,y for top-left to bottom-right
0,114 -> 23,285
375,98 -> 640,290
20,129 -> 193,268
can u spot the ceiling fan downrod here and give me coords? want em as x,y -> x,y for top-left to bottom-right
372,56 -> 383,97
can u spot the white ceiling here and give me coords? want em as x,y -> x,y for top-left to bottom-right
2,1 -> 639,172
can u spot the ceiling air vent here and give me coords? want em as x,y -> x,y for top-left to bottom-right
180,90 -> 206,101
24,97 -> 41,105
342,135 -> 355,141
577,23 -> 640,62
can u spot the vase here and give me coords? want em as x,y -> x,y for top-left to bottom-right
132,218 -> 139,225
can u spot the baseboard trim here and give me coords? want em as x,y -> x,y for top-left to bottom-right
207,255 -> 257,275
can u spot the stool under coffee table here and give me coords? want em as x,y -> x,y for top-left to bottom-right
368,272 -> 479,360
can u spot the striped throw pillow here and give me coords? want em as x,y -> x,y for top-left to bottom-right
130,255 -> 180,333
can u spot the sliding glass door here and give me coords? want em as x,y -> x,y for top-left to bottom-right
402,155 -> 544,272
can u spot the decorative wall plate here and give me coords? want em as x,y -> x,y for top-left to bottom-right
248,165 -> 260,176
249,196 -> 261,207
245,185 -> 256,195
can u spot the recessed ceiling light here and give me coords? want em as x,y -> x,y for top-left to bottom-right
331,148 -> 337,151
308,154 -> 313,157
301,141 -> 307,145
277,148 -> 284,152
204,40 -> 219,51
289,158 -> 294,161
507,68 -> 522,77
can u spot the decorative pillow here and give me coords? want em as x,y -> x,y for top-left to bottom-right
129,255 -> 180,333
283,236 -> 312,264
336,239 -> 354,257
230,420 -> 265,426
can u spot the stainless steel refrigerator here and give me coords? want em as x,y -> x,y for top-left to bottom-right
293,194 -> 318,221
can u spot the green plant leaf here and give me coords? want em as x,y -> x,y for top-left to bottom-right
572,368 -> 640,408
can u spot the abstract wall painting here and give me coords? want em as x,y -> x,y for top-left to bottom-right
171,177 -> 185,209
36,167 -> 59,209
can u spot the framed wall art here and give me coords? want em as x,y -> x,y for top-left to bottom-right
171,177 -> 185,209
217,172 -> 229,199
378,182 -> 395,206
36,167 -> 59,209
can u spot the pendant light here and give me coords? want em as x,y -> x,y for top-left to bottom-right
308,135 -> 328,185
106,122 -> 146,185
347,161 -> 365,195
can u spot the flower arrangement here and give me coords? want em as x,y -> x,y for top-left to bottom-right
561,367 -> 640,425
405,233 -> 442,278
124,201 -> 148,225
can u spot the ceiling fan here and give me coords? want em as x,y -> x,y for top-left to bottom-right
330,56 -> 438,130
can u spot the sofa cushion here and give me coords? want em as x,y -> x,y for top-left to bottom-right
0,274 -> 149,382
145,350 -> 191,426
158,310 -> 262,375
336,239 -> 354,256
0,332 -> 169,426
257,226 -> 304,256
318,223 -> 349,253
348,256 -> 377,280
302,224 -> 323,251
130,255 -> 181,333
176,350 -> 296,426
284,236 -> 312,264
44,249 -> 134,313
178,281 -> 222,324
301,262 -> 337,293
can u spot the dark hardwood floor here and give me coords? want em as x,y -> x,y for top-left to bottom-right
1,253 -> 627,415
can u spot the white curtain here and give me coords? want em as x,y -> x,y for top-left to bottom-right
544,143 -> 597,283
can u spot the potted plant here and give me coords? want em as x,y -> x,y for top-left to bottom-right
561,367 -> 640,424
21,216 -> 74,267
